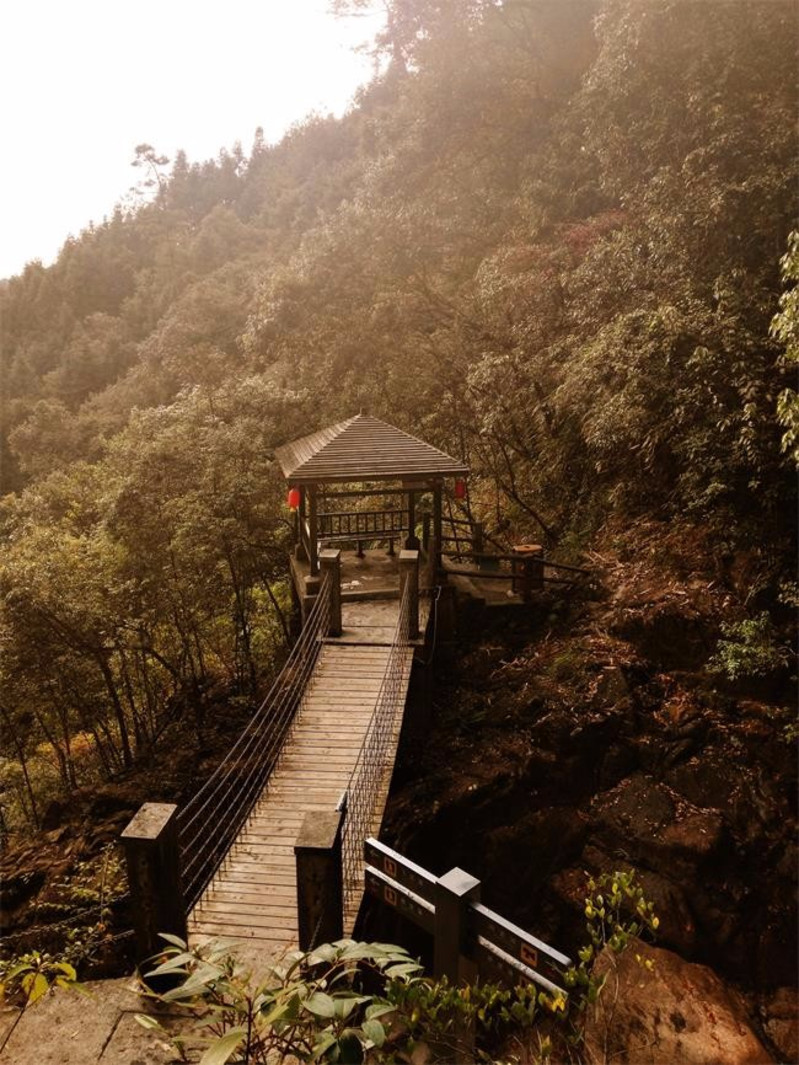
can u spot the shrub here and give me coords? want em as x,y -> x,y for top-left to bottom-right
709,611 -> 789,681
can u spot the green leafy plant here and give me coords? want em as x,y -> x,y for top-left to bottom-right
0,950 -> 81,1009
709,611 -> 789,681
564,870 -> 659,1011
136,934 -> 573,1065
136,935 -> 424,1064
138,870 -> 658,1065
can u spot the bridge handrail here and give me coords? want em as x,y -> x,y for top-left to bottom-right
178,576 -> 332,909
339,576 -> 414,914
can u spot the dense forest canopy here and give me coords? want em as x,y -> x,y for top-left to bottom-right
0,0 -> 796,829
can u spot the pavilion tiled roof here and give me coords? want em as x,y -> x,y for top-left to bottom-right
274,414 -> 469,484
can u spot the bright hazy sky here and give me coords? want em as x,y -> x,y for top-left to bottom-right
1,1 -> 383,280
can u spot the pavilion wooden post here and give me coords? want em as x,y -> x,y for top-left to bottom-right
308,484 -> 319,576
319,549 -> 342,637
296,488 -> 309,562
406,488 -> 420,551
399,549 -> 420,639
422,512 -> 431,552
432,482 -> 443,577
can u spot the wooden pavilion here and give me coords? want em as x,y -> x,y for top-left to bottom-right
275,414 -> 469,584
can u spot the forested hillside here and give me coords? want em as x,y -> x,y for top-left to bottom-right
1,2 -> 797,1051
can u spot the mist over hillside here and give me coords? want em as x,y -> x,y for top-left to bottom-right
0,4 -> 797,1058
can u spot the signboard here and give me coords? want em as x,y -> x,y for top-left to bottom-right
365,865 -> 435,934
468,902 -> 571,986
364,838 -> 437,904
474,936 -> 566,995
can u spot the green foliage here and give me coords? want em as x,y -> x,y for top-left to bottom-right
0,951 -> 81,1009
141,870 -> 657,1064
564,870 -> 659,1010
771,231 -> 799,466
137,937 -> 425,1064
709,611 -> 789,682
138,933 -> 564,1064
1,0 -> 796,829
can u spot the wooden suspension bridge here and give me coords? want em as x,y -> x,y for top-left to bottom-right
121,415 -> 586,977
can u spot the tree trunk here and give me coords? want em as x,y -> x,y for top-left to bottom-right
0,704 -> 40,829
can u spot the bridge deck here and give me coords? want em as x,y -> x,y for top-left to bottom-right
188,596 -> 427,970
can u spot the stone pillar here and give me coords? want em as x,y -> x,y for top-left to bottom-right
295,809 -> 344,951
399,549 -> 420,640
434,867 -> 481,981
121,803 -> 187,982
319,548 -> 342,637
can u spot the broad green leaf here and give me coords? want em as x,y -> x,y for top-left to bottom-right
311,1031 -> 338,1060
198,1028 -> 246,1065
28,973 -> 50,1005
384,962 -> 422,979
260,999 -> 290,1026
333,994 -> 368,1020
157,933 -> 188,949
134,1013 -> 164,1031
365,1002 -> 395,1021
362,1019 -> 386,1047
146,952 -> 194,977
304,991 -> 336,1018
307,943 -> 337,965
54,962 -> 77,980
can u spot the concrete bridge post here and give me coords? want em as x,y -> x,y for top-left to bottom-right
434,867 -> 481,1058
294,808 -> 344,951
399,549 -> 420,640
319,548 -> 342,637
121,803 -> 187,984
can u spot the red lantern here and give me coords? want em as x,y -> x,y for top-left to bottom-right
287,486 -> 301,510
454,478 -> 466,500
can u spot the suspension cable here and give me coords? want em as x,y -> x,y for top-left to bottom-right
178,576 -> 332,909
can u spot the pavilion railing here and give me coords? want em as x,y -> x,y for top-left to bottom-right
319,508 -> 407,541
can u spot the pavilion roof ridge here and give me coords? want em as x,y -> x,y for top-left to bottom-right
274,412 -> 469,484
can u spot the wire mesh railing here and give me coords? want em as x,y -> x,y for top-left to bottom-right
178,576 -> 332,910
339,577 -> 414,916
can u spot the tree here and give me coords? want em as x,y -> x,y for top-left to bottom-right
130,143 -> 171,201
771,231 -> 799,466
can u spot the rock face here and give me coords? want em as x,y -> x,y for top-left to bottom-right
583,942 -> 773,1065
761,987 -> 798,1065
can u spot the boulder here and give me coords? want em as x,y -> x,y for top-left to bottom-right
583,941 -> 773,1065
761,987 -> 798,1064
591,773 -> 724,877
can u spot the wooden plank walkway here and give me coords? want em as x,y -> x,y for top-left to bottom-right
187,596 -> 427,970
